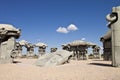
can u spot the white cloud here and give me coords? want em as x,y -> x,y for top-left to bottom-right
56,27 -> 69,33
81,38 -> 86,41
56,24 -> 78,34
67,24 -> 78,31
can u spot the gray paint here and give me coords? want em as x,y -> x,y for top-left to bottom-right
62,40 -> 99,60
15,42 -> 23,58
25,43 -> 35,57
100,30 -> 112,61
101,6 -> 120,67
35,42 -> 47,56
106,6 -> 120,67
50,47 -> 57,53
0,24 -> 21,63
36,50 -> 73,67
92,45 -> 101,59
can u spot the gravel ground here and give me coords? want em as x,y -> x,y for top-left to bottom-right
0,58 -> 120,80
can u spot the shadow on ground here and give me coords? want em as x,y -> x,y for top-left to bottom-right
13,61 -> 21,63
92,59 -> 104,61
89,63 -> 112,67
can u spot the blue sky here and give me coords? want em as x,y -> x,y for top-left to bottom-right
0,0 -> 120,52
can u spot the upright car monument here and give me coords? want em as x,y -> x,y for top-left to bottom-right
35,42 -> 47,56
101,6 -> 120,67
106,6 -> 120,67
0,24 -> 21,63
